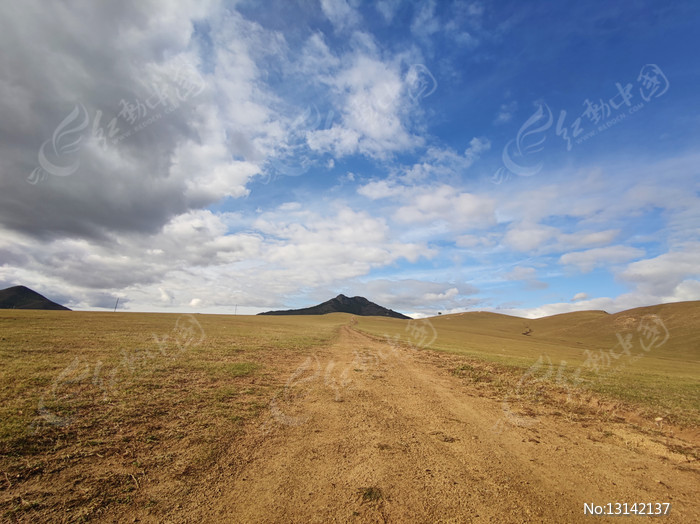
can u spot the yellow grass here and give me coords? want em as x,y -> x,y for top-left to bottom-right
0,310 -> 349,521
1,304 -> 698,521
354,301 -> 700,426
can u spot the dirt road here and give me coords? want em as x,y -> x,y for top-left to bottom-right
185,326 -> 699,523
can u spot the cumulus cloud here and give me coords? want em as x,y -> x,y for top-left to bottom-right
320,0 -> 361,32
1,2 -> 698,319
307,53 -> 422,158
375,0 -> 402,23
0,203 -> 435,311
349,278 -> 478,311
464,137 -> 491,164
502,221 -> 622,255
357,180 -> 406,200
0,1 -> 446,313
503,222 -> 559,252
618,243 -> 700,296
0,1 -> 290,242
503,266 -> 548,289
394,185 -> 496,228
559,245 -> 645,273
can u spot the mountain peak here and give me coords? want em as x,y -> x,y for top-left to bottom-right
0,285 -> 71,311
259,295 -> 410,319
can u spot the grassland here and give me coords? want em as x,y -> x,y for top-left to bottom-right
0,310 -> 349,521
1,304 -> 698,521
354,301 -> 700,426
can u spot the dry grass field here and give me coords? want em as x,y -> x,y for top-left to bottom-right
0,305 -> 698,522
355,301 -> 700,426
0,311 -> 346,521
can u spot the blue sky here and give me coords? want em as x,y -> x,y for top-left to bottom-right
1,0 -> 699,317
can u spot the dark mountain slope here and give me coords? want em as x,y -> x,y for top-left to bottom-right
0,285 -> 71,310
259,294 -> 410,319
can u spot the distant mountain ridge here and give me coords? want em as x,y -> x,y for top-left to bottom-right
0,285 -> 70,311
258,294 -> 411,319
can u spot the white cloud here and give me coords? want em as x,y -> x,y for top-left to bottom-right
493,245 -> 700,318
1,2 -> 697,321
503,222 -> 559,252
159,287 -> 175,303
619,243 -> 700,296
464,136 -> 491,164
455,235 -> 479,248
0,1 -> 305,242
503,266 -> 548,289
504,266 -> 536,281
320,0 -> 361,32
278,202 -> 302,212
494,101 -> 517,124
411,0 -> 482,48
299,32 -> 341,76
307,53 -> 422,158
350,279 -> 478,310
559,229 -> 620,249
394,185 -> 496,228
376,0 -> 401,23
560,245 -> 645,273
306,125 -> 361,157
399,143 -> 489,184
0,201 -> 438,311
502,220 -> 622,255
357,180 -> 406,200
666,279 -> 700,302
411,1 -> 440,40
252,205 -> 435,287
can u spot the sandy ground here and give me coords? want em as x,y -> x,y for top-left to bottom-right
163,326 -> 700,523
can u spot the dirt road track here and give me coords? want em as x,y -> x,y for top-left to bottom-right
188,326 -> 699,523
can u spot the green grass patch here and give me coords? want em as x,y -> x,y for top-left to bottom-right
358,486 -> 383,503
223,362 -> 260,377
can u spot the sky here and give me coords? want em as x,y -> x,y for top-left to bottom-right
1,0 -> 699,318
